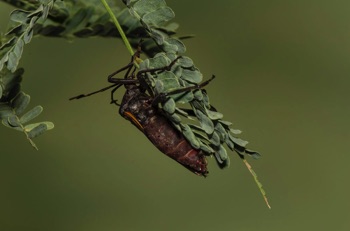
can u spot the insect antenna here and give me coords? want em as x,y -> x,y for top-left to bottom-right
69,83 -> 123,100
70,55 -> 139,101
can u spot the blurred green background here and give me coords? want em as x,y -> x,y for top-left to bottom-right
1,1 -> 349,230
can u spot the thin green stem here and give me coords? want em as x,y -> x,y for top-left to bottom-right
100,0 -> 134,56
243,159 -> 271,209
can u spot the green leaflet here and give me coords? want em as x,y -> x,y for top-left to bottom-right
10,9 -> 31,23
206,108 -> 223,120
133,0 -> 167,17
165,53 -> 177,62
193,90 -> 203,101
24,122 -> 54,132
174,107 -> 189,117
0,104 -> 13,119
191,99 -> 206,114
178,56 -> 194,68
198,140 -> 214,154
213,144 -> 230,168
24,17 -> 35,43
140,54 -> 171,70
11,91 -> 30,115
181,68 -> 203,84
229,132 -> 249,147
13,39 -> 24,64
245,149 -> 261,159
162,98 -> 176,114
27,123 -> 49,139
154,71 -> 180,94
191,129 -> 210,143
209,131 -> 221,146
152,55 -> 172,68
172,65 -> 182,78
180,123 -> 200,149
219,119 -> 233,127
19,105 -> 43,124
230,128 -> 242,135
2,118 -> 22,131
214,122 -> 227,142
163,38 -> 186,54
201,90 -> 210,108
169,113 -> 181,124
188,123 -> 204,132
142,7 -> 174,26
7,115 -> 21,127
195,109 -> 214,134
138,59 -> 150,71
225,136 -> 235,151
7,50 -> 19,73
217,144 -> 229,162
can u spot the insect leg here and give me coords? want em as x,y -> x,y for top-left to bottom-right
69,83 -> 120,100
152,75 -> 216,106
108,59 -> 139,84
110,83 -> 124,105
108,48 -> 141,82
70,68 -> 141,101
108,62 -> 134,82
137,56 -> 182,76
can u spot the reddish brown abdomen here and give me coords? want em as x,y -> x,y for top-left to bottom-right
119,87 -> 208,176
142,115 -> 208,176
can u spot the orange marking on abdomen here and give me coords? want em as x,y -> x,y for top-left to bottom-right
124,111 -> 144,130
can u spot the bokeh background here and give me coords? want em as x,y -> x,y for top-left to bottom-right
1,1 -> 349,230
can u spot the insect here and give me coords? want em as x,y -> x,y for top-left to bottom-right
70,51 -> 215,176
70,51 -> 271,208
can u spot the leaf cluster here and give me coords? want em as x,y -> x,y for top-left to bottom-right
124,0 -> 184,56
0,68 -> 54,149
0,0 -> 60,147
0,0 -> 181,147
0,0 -> 260,164
0,0 -> 60,72
0,0 -> 267,206
126,0 -> 260,168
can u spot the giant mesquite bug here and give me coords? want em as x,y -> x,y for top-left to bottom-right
70,50 -> 271,208
70,51 -> 215,176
